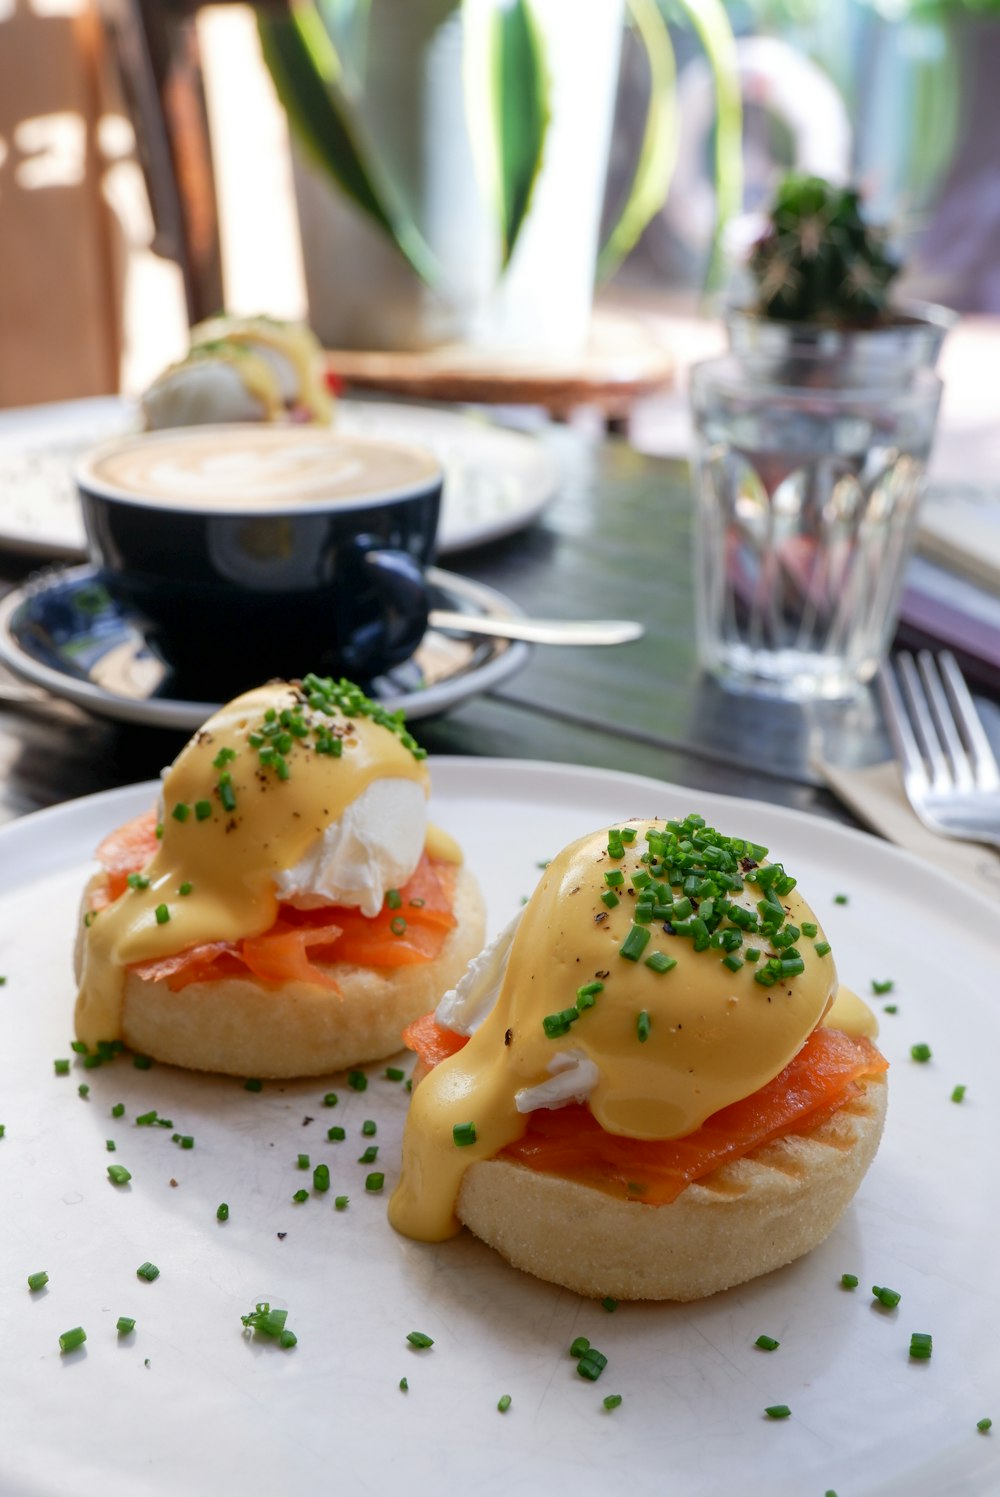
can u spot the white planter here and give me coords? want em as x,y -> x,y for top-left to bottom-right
293,0 -> 624,355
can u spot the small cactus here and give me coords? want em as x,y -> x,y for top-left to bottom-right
748,174 -> 900,328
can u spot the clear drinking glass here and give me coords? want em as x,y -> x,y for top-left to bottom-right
690,355 -> 943,701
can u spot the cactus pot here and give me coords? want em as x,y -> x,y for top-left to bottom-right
724,300 -> 956,390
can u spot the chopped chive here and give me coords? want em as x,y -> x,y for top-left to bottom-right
244,1078 -> 263,1092
218,775 -> 236,813
977,1418 -> 992,1433
814,941 -> 832,957
576,1348 -> 608,1381
909,1332 -> 933,1360
358,1146 -> 378,1164
884,1003 -> 898,1014
171,802 -> 190,823
365,1173 -> 385,1191
384,1067 -> 405,1082
911,1043 -> 932,1063
348,1071 -> 368,1092
644,951 -> 676,974
323,1091 -> 338,1107
27,1271 -> 49,1292
497,1394 -> 512,1413
636,1010 -> 651,1043
453,1121 -> 477,1148
154,904 -> 170,925
178,882 -> 192,897
107,1164 -> 132,1186
361,1119 -> 377,1137
112,1102 -> 125,1117
604,870 -> 624,887
833,893 -> 849,904
127,873 -> 150,890
871,979 -> 894,995
77,1084 -> 90,1099
58,1326 -> 87,1353
136,1262 -> 160,1282
212,747 -> 236,769
292,1189 -> 308,1203
296,1154 -> 310,1170
116,1316 -> 136,1334
334,1195 -> 349,1210
407,1331 -> 434,1349
216,1203 -> 229,1222
194,800 -> 212,821
600,890 -> 620,909
800,921 -> 818,938
603,1394 -> 623,1411
619,925 -> 651,962
620,827 -> 637,843
872,1285 -> 901,1308
132,1055 -> 153,1070
722,953 -> 744,972
951,1084 -> 967,1103
313,1164 -> 330,1193
569,1336 -> 590,1358
54,1058 -> 70,1076
386,889 -> 402,909
328,1125 -> 345,1141
601,1298 -> 618,1313
399,1377 -> 409,1392
841,1273 -> 859,1289
764,1404 -> 791,1419
755,1334 -> 780,1351
390,916 -> 407,936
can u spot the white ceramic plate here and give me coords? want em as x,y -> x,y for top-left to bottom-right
0,761 -> 996,1497
0,397 -> 558,559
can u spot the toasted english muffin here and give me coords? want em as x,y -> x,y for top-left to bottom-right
75,865 -> 485,1078
455,1073 -> 887,1301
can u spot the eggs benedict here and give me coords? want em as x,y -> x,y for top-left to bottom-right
142,316 -> 333,430
74,675 -> 484,1077
390,813 -> 887,1301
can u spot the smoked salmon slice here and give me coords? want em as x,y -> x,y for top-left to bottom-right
93,815 -> 458,988
404,1016 -> 888,1204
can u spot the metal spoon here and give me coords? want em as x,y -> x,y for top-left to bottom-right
427,611 -> 644,646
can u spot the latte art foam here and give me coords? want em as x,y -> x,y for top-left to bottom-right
82,426 -> 441,511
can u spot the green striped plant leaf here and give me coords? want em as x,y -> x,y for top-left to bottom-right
597,0 -> 679,280
463,0 -> 551,269
598,0 -> 742,286
258,2 -> 439,284
672,0 -> 743,290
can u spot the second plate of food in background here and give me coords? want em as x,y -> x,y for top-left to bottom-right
0,397 -> 558,561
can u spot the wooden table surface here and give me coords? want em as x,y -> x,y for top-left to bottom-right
0,422 -> 919,830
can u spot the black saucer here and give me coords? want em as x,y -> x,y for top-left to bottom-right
0,565 -> 530,729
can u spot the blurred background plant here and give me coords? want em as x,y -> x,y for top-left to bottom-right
634,0 -> 1000,312
257,0 -> 743,352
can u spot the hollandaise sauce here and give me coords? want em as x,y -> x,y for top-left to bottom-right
390,813 -> 870,1242
75,677 -> 430,1047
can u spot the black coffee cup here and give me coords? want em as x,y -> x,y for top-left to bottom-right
75,424 -> 443,695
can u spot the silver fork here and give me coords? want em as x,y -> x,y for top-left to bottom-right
877,650 -> 1000,849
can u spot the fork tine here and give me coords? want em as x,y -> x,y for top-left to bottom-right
896,652 -> 951,790
916,651 -> 975,793
877,658 -> 931,797
937,651 -> 1000,792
